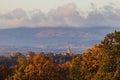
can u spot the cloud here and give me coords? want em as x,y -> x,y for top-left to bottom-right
0,8 -> 28,28
49,3 -> 76,16
84,5 -> 120,27
0,3 -> 120,29
47,3 -> 84,27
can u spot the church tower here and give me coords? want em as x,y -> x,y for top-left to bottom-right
68,47 -> 71,54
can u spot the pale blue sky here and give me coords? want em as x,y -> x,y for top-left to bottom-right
0,0 -> 120,13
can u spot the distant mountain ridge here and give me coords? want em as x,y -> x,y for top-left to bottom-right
0,26 -> 119,55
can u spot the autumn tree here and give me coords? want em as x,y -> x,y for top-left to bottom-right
11,57 -> 29,80
32,54 -> 64,80
10,54 -> 65,80
95,31 -> 120,80
81,44 -> 102,80
0,65 -> 8,80
67,55 -> 82,80
60,61 -> 71,80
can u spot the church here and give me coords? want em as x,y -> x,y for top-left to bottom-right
62,47 -> 73,56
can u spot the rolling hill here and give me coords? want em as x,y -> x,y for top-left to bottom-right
0,26 -> 119,55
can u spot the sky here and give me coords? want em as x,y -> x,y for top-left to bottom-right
0,0 -> 120,29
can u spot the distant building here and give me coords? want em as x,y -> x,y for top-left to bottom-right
10,52 -> 24,58
10,52 -> 16,57
68,47 -> 71,54
62,47 -> 73,56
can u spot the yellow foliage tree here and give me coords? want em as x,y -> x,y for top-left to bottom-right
81,44 -> 102,80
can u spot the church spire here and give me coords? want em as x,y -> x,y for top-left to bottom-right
68,46 -> 71,54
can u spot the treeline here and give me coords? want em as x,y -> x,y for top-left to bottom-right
0,31 -> 120,80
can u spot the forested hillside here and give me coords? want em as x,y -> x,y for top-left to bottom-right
0,31 -> 120,80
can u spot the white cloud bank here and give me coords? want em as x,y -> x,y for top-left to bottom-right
0,3 -> 120,29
